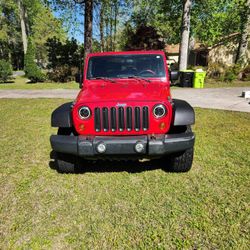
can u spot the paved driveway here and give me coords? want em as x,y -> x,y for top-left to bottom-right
0,87 -> 249,112
12,71 -> 25,77
172,87 -> 250,113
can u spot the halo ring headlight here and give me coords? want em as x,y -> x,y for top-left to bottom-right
153,104 -> 166,118
78,106 -> 91,120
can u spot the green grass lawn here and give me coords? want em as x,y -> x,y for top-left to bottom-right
171,79 -> 250,89
204,78 -> 250,88
0,75 -> 79,89
1,75 -> 250,90
0,99 -> 249,249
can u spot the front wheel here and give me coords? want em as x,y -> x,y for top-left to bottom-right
167,147 -> 194,172
55,127 -> 80,173
55,152 -> 79,173
162,125 -> 194,172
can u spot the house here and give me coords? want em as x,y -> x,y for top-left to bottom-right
165,33 -> 249,67
165,42 -> 209,67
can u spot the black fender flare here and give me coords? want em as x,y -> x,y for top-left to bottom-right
51,102 -> 73,128
172,99 -> 195,126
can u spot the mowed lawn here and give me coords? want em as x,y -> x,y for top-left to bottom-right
0,99 -> 249,249
0,75 -> 79,90
0,75 -> 250,90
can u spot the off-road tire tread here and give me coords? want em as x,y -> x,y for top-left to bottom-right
55,152 -> 78,173
55,128 -> 79,173
166,125 -> 194,172
168,147 -> 194,172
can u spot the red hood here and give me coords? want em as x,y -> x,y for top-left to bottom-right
76,80 -> 170,103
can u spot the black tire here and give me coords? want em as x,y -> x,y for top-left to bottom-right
55,152 -> 79,173
55,127 -> 79,173
57,127 -> 75,135
167,147 -> 194,172
163,125 -> 194,172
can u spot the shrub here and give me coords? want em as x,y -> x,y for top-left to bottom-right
240,64 -> 250,81
47,65 -> 71,82
223,70 -> 237,82
207,62 -> 226,79
24,38 -> 45,82
0,60 -> 13,82
47,66 -> 79,82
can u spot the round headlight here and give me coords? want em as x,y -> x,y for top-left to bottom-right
78,106 -> 91,119
153,104 -> 166,118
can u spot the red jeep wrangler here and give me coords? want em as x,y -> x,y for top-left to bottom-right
50,51 -> 195,173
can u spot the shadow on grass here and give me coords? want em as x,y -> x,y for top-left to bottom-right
49,151 -> 167,174
0,80 -> 15,84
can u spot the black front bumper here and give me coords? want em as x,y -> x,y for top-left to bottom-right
50,132 -> 195,159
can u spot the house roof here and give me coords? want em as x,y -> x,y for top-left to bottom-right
165,44 -> 179,54
165,33 -> 240,54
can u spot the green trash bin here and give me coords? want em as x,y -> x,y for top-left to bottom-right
193,70 -> 206,88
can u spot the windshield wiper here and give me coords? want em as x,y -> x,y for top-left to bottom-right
127,75 -> 151,83
90,77 -> 116,83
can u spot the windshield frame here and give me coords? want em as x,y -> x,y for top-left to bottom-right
86,53 -> 167,80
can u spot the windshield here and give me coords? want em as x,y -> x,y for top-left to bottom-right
87,54 -> 166,79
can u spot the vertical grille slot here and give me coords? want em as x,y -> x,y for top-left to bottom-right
126,107 -> 132,131
102,107 -> 109,131
94,108 -> 101,132
118,107 -> 125,131
110,107 -> 117,131
142,106 -> 149,130
134,107 -> 141,131
94,106 -> 149,133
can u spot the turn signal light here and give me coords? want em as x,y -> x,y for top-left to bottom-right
79,124 -> 85,131
159,122 -> 166,130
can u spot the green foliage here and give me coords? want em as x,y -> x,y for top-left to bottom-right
191,0 -> 241,46
0,60 -> 13,82
46,37 -> 83,69
123,0 -> 182,45
207,63 -> 244,82
241,64 -> 250,81
223,70 -> 237,82
32,3 -> 66,65
47,65 -> 77,82
0,0 -> 23,68
45,37 -> 82,82
207,62 -> 226,79
0,0 -> 66,69
0,74 -> 79,89
24,38 -> 45,82
119,0 -> 247,49
122,25 -> 165,50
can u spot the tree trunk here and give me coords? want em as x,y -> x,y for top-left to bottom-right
235,0 -> 250,66
84,0 -> 93,59
110,5 -> 113,51
100,2 -> 105,52
17,0 -> 28,54
113,2 -> 118,51
105,15 -> 109,51
179,0 -> 192,71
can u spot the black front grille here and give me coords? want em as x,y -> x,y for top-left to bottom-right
94,106 -> 149,132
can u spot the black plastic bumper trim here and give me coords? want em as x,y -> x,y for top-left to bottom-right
50,135 -> 77,155
148,132 -> 195,155
50,133 -> 195,157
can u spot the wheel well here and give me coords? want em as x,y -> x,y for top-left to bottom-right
57,127 -> 78,136
168,125 -> 191,134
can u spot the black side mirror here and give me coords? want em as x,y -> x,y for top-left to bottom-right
170,71 -> 179,82
75,73 -> 83,88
